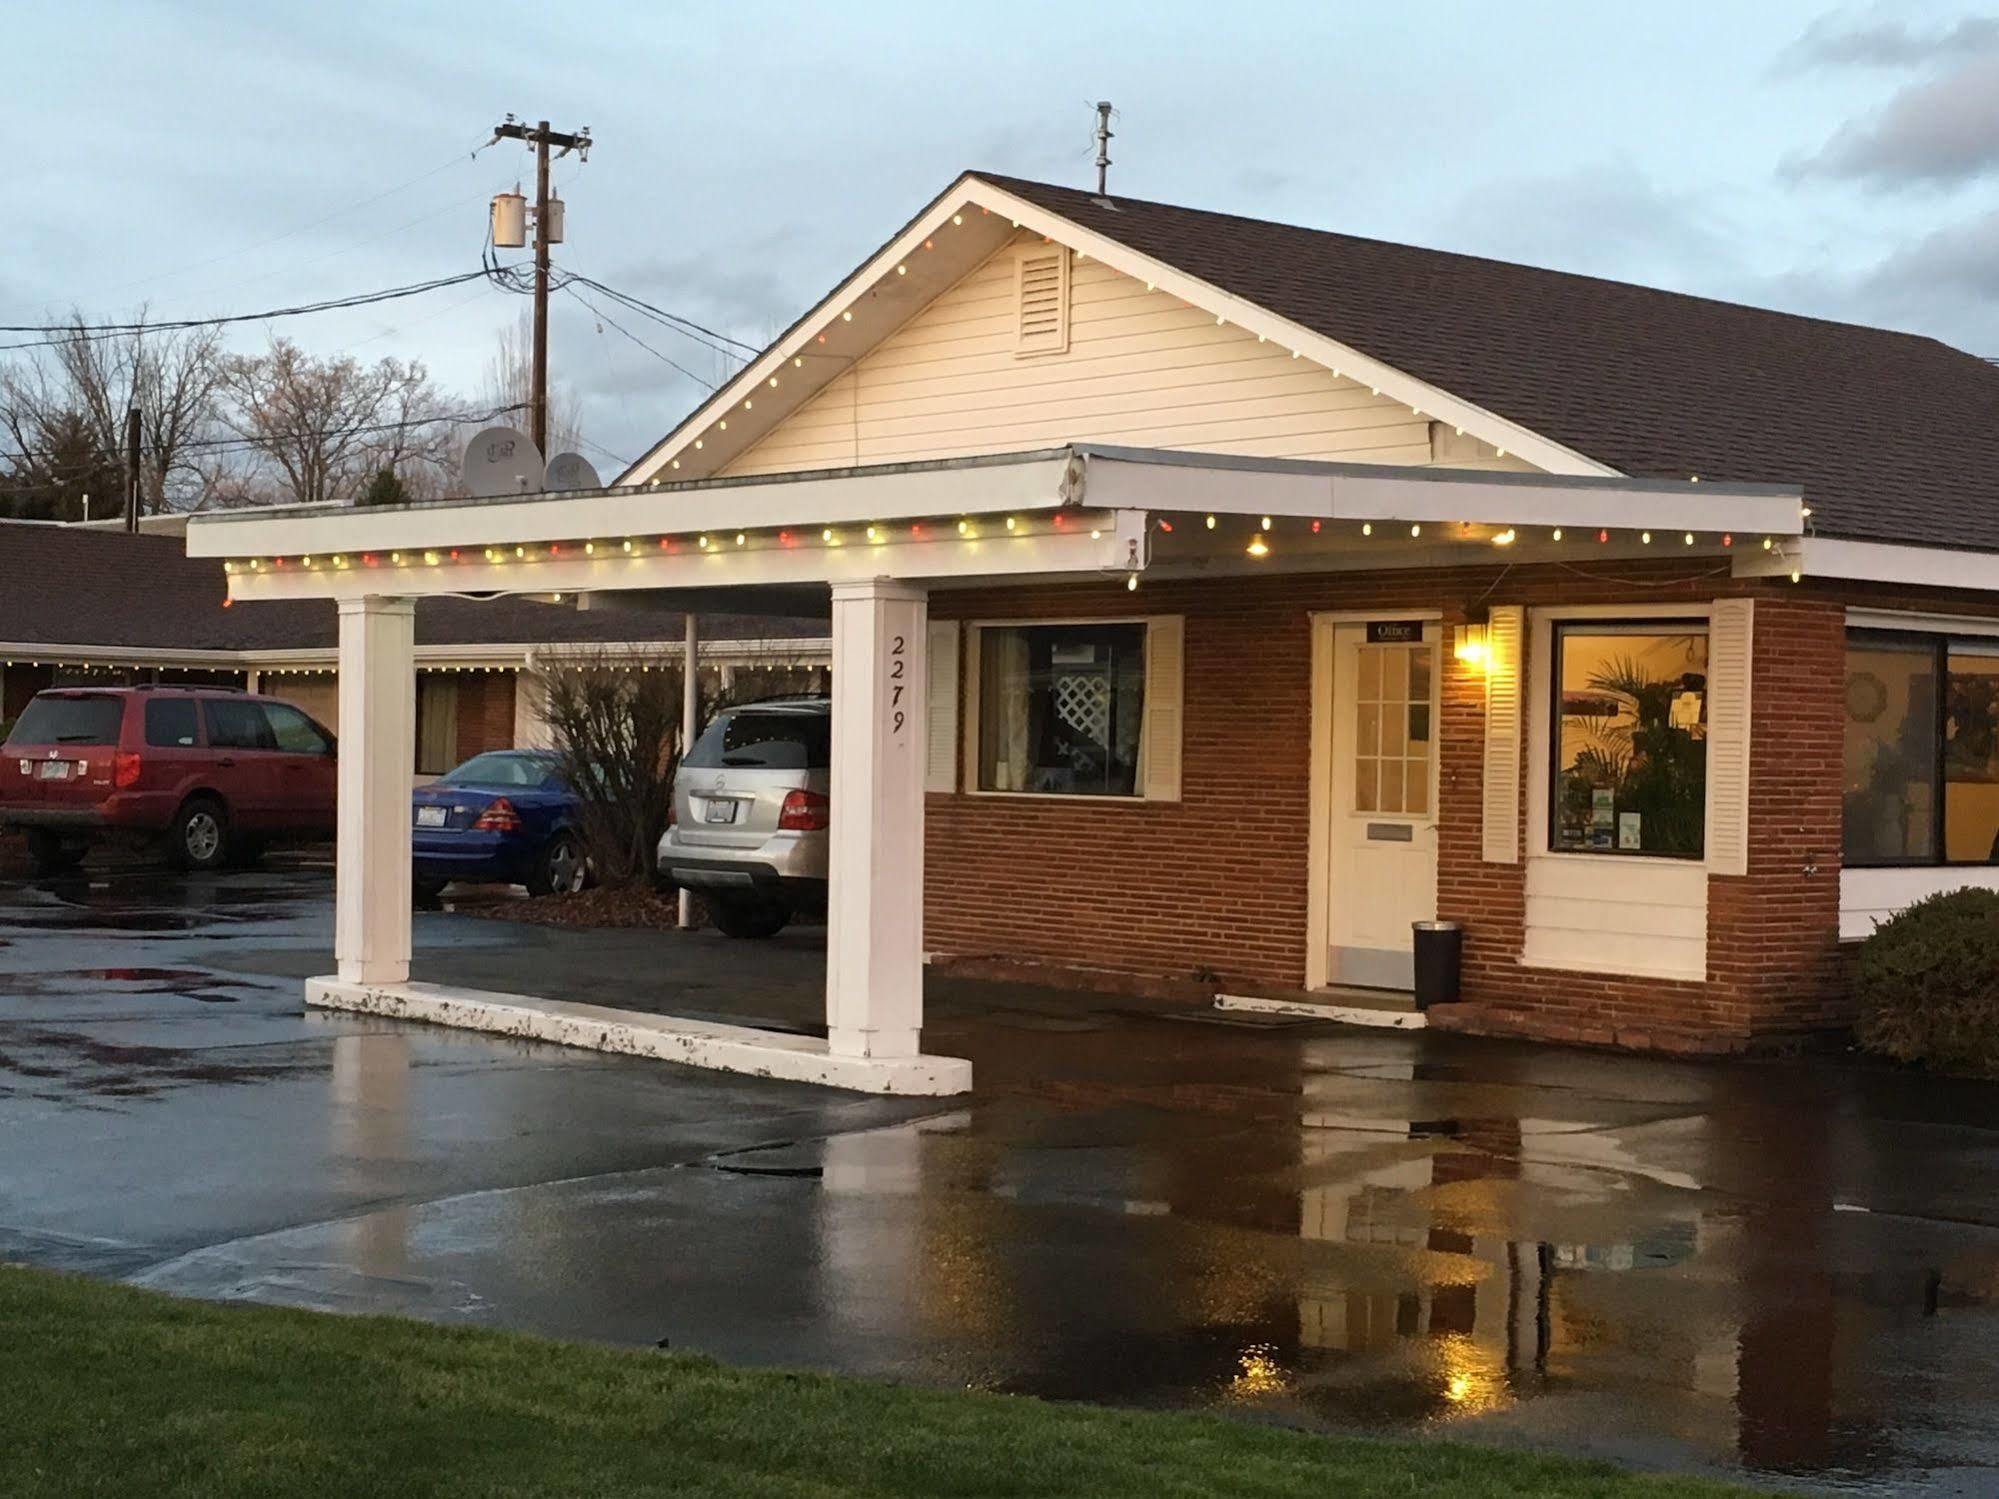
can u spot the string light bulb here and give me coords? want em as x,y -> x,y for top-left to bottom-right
1204,514 -> 1216,530
1126,572 -> 1139,591
1683,532 -> 1695,545
1005,516 -> 1016,532
1640,531 -> 1652,544
1551,528 -> 1563,541
1410,523 -> 1421,537
735,532 -> 746,547
1260,515 -> 1272,530
1361,522 -> 1372,537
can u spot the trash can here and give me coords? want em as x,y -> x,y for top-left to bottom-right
1411,920 -> 1463,1010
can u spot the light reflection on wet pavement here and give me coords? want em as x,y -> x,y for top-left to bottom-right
4,864 -> 1999,1495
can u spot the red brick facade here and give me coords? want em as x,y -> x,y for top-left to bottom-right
924,560 -> 1920,1052
453,673 -> 519,760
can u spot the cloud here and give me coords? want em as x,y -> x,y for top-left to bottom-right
1861,202 -> 1999,308
1782,12 -> 1999,69
1790,47 -> 1999,186
1432,162 -> 1742,290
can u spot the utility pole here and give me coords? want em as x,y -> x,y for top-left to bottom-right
123,406 -> 141,533
490,116 -> 591,457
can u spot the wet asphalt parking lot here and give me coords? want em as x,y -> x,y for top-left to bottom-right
3,858 -> 1999,1495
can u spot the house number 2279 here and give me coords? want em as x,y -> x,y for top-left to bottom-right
888,633 -> 907,736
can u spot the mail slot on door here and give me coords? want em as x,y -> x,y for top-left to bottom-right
1366,822 -> 1415,842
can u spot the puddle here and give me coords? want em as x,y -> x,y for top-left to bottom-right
2,968 -> 252,1002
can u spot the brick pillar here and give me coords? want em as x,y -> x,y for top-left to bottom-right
1435,608 -> 1527,1000
1707,597 -> 1846,1034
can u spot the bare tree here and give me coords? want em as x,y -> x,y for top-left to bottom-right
0,310 -> 223,513
481,310 -> 582,460
215,338 -> 457,506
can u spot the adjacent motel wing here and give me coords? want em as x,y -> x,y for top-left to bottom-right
187,168 -> 1999,1089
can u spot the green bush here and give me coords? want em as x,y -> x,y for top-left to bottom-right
1854,887 -> 1999,1074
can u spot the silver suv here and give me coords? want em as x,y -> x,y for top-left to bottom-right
657,697 -> 830,938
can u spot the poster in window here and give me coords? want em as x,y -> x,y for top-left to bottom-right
1618,812 -> 1642,850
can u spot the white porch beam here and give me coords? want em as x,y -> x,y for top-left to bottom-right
187,455 -> 1077,562
212,510 -> 1142,605
826,579 -> 929,1061
334,597 -> 415,985
1736,536 -> 1999,593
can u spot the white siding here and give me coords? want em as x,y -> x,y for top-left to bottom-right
721,238 -> 1541,477
1840,867 -> 1999,942
1522,856 -> 1708,981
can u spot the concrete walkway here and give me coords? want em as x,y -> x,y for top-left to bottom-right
4,864 -> 1998,1496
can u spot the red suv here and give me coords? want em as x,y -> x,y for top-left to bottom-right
0,686 -> 337,875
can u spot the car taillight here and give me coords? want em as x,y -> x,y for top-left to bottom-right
473,797 -> 522,832
777,788 -> 830,831
113,752 -> 142,789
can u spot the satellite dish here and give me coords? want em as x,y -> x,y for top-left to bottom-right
461,427 -> 543,498
543,452 -> 603,493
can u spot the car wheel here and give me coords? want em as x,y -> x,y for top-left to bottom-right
526,831 -> 587,897
23,827 -> 85,876
708,898 -> 790,939
169,797 -> 230,872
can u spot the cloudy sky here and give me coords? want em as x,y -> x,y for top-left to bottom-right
9,1 -> 1999,472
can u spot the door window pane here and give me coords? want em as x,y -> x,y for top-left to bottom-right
977,623 -> 1145,796
144,698 -> 200,748
1351,640 -> 1434,818
1551,626 -> 1709,857
1843,638 -> 1939,863
1946,648 -> 1999,863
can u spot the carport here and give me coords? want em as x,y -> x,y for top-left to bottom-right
185,445 -> 1797,1094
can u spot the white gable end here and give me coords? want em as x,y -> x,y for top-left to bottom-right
718,235 -> 1539,480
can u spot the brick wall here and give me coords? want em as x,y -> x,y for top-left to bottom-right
453,672 -> 519,759
924,559 -> 1907,1049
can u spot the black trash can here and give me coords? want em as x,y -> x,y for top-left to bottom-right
1411,920 -> 1463,1010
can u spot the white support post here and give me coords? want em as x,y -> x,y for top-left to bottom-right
678,613 -> 699,929
335,597 -> 416,985
826,579 -> 927,1060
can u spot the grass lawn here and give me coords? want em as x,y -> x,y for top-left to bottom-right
1,1265 -> 1755,1498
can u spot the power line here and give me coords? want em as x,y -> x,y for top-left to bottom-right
567,274 -> 761,356
563,284 -> 717,391
0,270 -> 491,353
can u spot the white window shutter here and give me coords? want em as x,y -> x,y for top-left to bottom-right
925,620 -> 960,794
1143,616 -> 1185,801
1014,248 -> 1070,356
1481,606 -> 1525,864
1705,599 -> 1754,876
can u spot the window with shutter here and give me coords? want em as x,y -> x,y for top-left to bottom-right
1014,248 -> 1070,357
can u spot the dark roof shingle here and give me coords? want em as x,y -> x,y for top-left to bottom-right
979,173 -> 1999,550
0,525 -> 824,655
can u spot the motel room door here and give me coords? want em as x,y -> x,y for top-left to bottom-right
1325,621 -> 1441,989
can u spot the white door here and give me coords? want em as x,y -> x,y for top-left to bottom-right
1326,623 -> 1440,989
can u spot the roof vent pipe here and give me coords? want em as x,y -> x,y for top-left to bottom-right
1093,101 -> 1114,198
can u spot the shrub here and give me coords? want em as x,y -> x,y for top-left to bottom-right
1853,887 -> 1999,1075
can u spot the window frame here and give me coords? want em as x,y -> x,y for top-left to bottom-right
1544,617 -> 1713,862
1843,627 -> 1999,871
962,615 -> 1166,804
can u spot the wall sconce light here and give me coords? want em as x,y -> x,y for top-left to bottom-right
1454,610 -> 1491,670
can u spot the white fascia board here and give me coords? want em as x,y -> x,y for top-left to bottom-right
0,642 -> 244,668
218,509 -> 1144,605
186,455 -> 1077,562
1737,538 -> 1999,591
619,172 -> 1619,488
1078,449 -> 1803,535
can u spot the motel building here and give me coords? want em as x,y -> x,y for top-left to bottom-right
187,171 -> 1999,1095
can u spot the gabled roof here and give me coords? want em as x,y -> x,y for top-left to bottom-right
0,523 -> 821,656
625,170 -> 1999,552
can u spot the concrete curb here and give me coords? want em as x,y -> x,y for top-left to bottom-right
305,976 -> 973,1096
1214,993 -> 1428,1029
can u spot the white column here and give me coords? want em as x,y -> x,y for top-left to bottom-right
335,597 -> 415,985
678,613 -> 699,929
826,579 -> 927,1059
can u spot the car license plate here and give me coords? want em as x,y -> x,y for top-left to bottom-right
415,805 -> 448,828
36,761 -> 72,781
704,799 -> 737,824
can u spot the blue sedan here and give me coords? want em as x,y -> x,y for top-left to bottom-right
411,750 -> 588,898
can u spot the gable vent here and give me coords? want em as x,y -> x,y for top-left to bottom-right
1014,247 -> 1070,356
